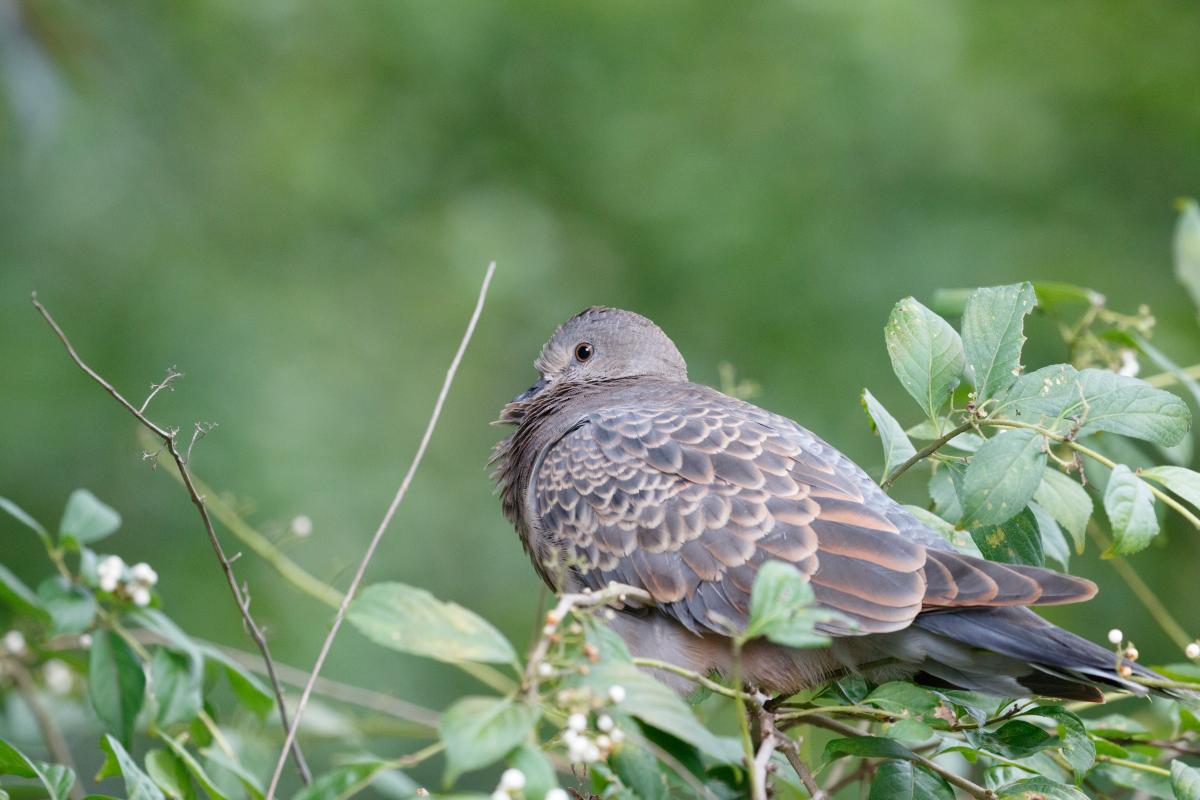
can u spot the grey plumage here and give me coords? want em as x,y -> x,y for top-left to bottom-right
491,307 -> 1167,702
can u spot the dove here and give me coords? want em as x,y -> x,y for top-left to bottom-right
491,307 -> 1163,701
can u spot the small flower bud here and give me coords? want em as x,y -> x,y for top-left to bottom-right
567,712 -> 587,732
129,562 -> 158,587
1124,645 -> 1139,661
610,727 -> 625,744
1186,642 -> 1200,659
597,714 -> 614,732
542,624 -> 556,637
546,790 -> 569,800
498,768 -> 525,792
537,662 -> 554,678
43,659 -> 73,694
79,633 -> 93,648
1118,664 -> 1133,677
97,555 -> 126,592
567,735 -> 591,761
1107,628 -> 1123,645
596,734 -> 612,751
608,684 -> 626,704
130,586 -> 152,607
3,630 -> 27,656
490,791 -> 508,800
289,515 -> 313,537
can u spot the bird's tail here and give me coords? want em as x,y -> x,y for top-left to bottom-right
909,606 -> 1192,703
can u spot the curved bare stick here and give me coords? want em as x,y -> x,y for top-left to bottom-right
265,261 -> 497,799
32,294 -> 312,784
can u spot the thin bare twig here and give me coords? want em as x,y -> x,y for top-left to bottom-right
139,365 -> 183,414
8,660 -> 84,800
880,420 -> 975,490
31,293 -> 312,784
265,261 -> 497,799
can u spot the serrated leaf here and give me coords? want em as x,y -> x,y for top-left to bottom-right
1030,502 -> 1070,571
101,736 -> 166,800
868,760 -> 954,800
997,777 -> 1089,800
1103,464 -> 1160,555
971,507 -> 1044,566
962,282 -> 1037,401
999,366 -> 1191,446
960,429 -> 1047,529
0,737 -> 77,800
884,297 -> 965,421
862,389 -> 918,482
89,630 -> 146,746
1141,466 -> 1200,511
745,560 -> 839,646
1174,198 -> 1200,318
439,697 -> 539,782
1033,468 -> 1093,553
347,582 -> 516,665
59,489 -> 121,546
1172,759 -> 1200,800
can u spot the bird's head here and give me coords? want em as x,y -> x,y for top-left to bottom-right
509,307 -> 688,405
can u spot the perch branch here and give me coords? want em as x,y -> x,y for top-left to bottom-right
265,261 -> 496,799
31,293 -> 312,784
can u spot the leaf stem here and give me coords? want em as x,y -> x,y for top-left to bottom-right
881,420 -> 975,490
1096,754 -> 1171,777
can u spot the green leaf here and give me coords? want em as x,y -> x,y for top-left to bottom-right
89,630 -> 146,746
884,297 -> 966,421
0,563 -> 49,620
868,760 -> 954,800
509,744 -> 559,800
927,467 -> 964,525
197,748 -> 263,800
100,736 -> 167,800
0,496 -> 51,548
902,505 -> 981,556
997,777 -> 1089,800
744,560 -> 838,646
347,582 -> 516,665
971,507 -> 1044,566
581,661 -> 741,761
38,577 -> 97,635
609,744 -> 665,800
823,736 -> 918,765
1172,759 -> 1200,800
962,282 -> 1037,402
145,749 -> 196,800
967,720 -> 1055,759
861,389 -> 918,482
1141,466 -> 1200,511
907,420 -> 983,451
158,735 -> 228,800
886,719 -> 935,745
1174,198 -> 1200,318
960,428 -> 1047,529
151,648 -> 203,728
438,696 -> 539,782
1033,469 -> 1093,553
1103,464 -> 1160,555
1030,502 -> 1070,571
196,645 -> 273,716
59,489 -> 121,546
1025,706 -> 1095,779
0,738 -> 77,800
864,682 -> 939,716
294,760 -> 394,800
1032,281 -> 1106,311
999,366 -> 1191,447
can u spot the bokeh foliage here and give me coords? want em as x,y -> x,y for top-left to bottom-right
3,0 -> 1200,794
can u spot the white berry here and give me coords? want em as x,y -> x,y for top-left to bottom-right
1187,642 -> 1200,659
498,768 -> 525,792
546,790 -> 569,800
597,714 -> 614,732
567,712 -> 587,732
1107,628 -> 1123,645
608,684 -> 626,704
129,562 -> 158,587
2,630 -> 27,655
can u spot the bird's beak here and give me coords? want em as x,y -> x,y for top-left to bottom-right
513,376 -> 549,403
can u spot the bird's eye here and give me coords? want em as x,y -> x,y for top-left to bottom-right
574,342 -> 594,362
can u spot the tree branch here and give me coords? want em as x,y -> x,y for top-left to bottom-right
265,261 -> 496,799
31,293 -> 313,785
880,420 -> 975,490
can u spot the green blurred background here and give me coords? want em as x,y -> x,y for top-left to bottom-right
3,0 -> 1199,791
